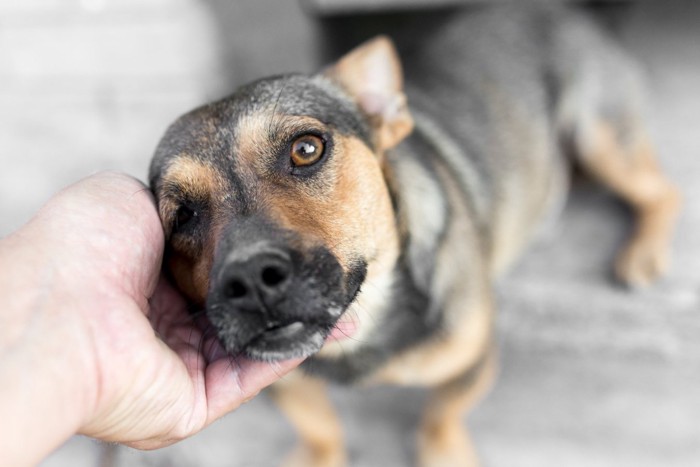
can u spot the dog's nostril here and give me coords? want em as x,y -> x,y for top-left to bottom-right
218,247 -> 292,304
261,265 -> 289,288
225,279 -> 248,299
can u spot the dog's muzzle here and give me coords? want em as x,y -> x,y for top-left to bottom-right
205,219 -> 365,361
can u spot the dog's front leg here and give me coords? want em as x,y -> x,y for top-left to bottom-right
418,348 -> 496,467
270,372 -> 346,467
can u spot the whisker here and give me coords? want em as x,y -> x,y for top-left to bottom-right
225,350 -> 248,375
196,326 -> 218,375
348,295 -> 379,329
197,325 -> 216,355
128,186 -> 152,200
269,359 -> 288,381
331,319 -> 370,346
267,84 -> 288,137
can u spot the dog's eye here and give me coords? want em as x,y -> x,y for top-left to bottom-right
174,204 -> 197,232
290,134 -> 325,167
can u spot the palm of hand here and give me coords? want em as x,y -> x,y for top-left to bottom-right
29,172 -> 300,448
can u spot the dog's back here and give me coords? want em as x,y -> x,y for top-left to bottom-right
379,5 -> 650,275
150,5 -> 680,464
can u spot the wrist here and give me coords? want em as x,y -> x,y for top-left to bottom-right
0,229 -> 96,466
0,172 -> 167,463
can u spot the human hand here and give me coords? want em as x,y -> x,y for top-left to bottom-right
0,172 -> 303,465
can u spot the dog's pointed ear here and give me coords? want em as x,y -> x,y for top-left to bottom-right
324,36 -> 414,151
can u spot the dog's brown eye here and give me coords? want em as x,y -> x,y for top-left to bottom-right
291,134 -> 325,167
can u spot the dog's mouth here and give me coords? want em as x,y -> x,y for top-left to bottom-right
204,237 -> 368,361
243,320 -> 328,361
208,287 -> 363,361
210,309 -> 359,361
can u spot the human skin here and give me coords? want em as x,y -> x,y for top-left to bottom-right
0,172 -> 302,466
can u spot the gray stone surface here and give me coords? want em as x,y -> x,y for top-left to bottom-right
0,1 -> 697,466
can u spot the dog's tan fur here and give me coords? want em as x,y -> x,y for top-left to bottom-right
150,7 -> 681,466
577,123 -> 681,286
271,375 -> 347,467
266,38 -> 680,467
160,157 -> 229,305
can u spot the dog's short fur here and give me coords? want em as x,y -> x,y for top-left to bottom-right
149,5 -> 680,466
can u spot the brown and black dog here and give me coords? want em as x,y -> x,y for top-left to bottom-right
149,5 -> 680,466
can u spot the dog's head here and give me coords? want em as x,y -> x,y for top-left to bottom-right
149,37 -> 414,360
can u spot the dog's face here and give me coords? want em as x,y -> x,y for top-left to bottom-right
150,37 -> 414,360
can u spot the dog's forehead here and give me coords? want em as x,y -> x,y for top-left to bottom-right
155,75 -> 370,163
232,75 -> 370,141
149,74 -> 378,215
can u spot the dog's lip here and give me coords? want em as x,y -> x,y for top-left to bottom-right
257,320 -> 321,343
243,320 -> 327,360
263,321 -> 307,339
241,312 -> 357,360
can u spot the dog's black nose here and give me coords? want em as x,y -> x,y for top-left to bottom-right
218,246 -> 293,310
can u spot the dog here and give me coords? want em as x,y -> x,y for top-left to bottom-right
149,4 -> 680,466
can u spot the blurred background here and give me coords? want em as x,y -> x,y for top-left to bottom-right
1,0 -> 698,466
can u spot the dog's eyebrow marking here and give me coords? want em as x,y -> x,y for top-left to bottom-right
235,112 -> 329,172
162,156 -> 228,201
235,113 -> 275,168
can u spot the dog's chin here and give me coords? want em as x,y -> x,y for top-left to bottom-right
217,309 -> 360,362
242,321 -> 328,361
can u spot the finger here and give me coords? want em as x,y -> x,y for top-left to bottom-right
82,171 -> 164,302
32,171 -> 165,305
152,277 -> 305,427
204,356 -> 305,425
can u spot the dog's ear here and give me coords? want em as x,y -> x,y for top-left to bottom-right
324,36 -> 414,151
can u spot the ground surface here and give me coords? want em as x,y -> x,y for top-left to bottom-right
1,1 -> 698,466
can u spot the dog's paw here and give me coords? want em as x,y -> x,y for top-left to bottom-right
615,238 -> 669,288
418,424 -> 479,467
281,444 -> 346,467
